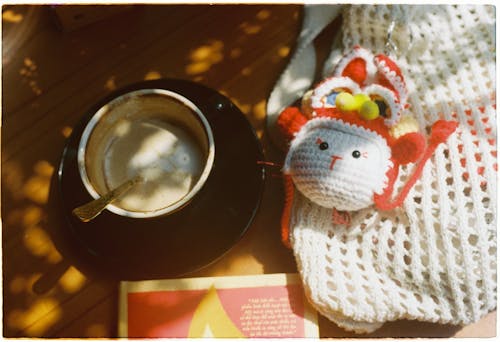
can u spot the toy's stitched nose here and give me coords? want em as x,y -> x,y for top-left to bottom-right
330,155 -> 342,170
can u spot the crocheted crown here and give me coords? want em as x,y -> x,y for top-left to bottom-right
278,46 -> 458,215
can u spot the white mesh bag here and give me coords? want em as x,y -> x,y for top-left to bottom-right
267,4 -> 496,333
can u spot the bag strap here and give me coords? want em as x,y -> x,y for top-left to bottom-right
266,4 -> 343,149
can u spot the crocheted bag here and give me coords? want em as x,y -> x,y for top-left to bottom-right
268,5 -> 496,334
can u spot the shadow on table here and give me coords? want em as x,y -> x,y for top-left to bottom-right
34,174 -> 117,295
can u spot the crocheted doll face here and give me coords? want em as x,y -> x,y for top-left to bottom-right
284,118 -> 392,211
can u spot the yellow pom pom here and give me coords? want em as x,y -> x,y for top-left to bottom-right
335,92 -> 356,111
389,115 -> 420,138
360,100 -> 380,120
353,94 -> 371,110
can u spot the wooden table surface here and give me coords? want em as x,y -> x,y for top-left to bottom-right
1,4 -> 496,338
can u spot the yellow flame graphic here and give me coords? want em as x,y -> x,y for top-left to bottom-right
188,286 -> 244,338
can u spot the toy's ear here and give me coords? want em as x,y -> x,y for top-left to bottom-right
374,53 -> 408,104
277,107 -> 308,141
333,46 -> 377,86
392,132 -> 426,165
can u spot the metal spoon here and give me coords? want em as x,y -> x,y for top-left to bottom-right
72,175 -> 143,222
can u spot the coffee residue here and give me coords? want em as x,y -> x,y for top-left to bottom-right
103,118 -> 204,212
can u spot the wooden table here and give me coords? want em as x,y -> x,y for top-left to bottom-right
2,4 -> 495,338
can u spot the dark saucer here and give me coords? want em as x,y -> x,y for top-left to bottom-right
57,79 -> 265,280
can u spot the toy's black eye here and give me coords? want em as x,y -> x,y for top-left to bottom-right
374,99 -> 390,118
319,142 -> 329,150
352,150 -> 361,158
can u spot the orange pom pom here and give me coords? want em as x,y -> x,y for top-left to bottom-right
277,107 -> 308,141
392,132 -> 426,165
342,57 -> 368,85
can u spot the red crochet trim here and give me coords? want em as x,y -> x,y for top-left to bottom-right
314,107 -> 396,145
374,120 -> 459,210
277,107 -> 308,141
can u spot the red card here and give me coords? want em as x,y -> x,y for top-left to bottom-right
119,273 -> 318,338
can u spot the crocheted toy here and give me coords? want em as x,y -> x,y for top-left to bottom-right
278,46 -> 458,247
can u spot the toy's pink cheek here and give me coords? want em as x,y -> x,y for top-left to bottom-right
329,155 -> 343,170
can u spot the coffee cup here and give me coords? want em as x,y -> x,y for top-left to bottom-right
77,88 -> 215,218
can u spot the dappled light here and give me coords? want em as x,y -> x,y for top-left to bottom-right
144,70 -> 162,80
2,9 -> 24,23
58,266 -> 87,293
34,160 -> 54,177
239,21 -> 262,35
251,100 -> 267,139
2,6 -> 40,65
61,126 -> 73,138
210,252 -> 264,277
85,323 -> 108,337
20,57 -> 42,95
5,204 -> 45,240
278,46 -> 291,58
9,273 -> 42,296
22,161 -> 54,204
104,76 -> 117,91
24,305 -> 62,337
2,161 -> 25,201
22,205 -> 43,227
241,66 -> 252,77
256,9 -> 271,20
3,156 -> 68,336
239,9 -> 271,35
7,298 -> 62,336
23,225 -> 63,264
186,40 -> 224,75
9,277 -> 26,295
23,175 -> 50,204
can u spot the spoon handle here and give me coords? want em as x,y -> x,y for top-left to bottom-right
72,176 -> 142,222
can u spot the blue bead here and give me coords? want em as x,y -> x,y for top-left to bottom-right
326,91 -> 340,106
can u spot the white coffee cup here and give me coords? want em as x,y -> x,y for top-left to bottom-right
77,89 -> 215,218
